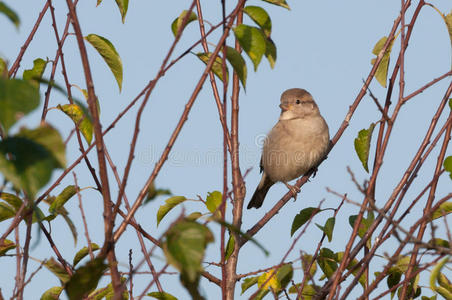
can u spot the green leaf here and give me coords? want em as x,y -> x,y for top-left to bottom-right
196,52 -> 229,83
288,284 -> 318,298
30,205 -> 45,224
61,214 -> 78,246
85,34 -> 123,91
389,256 -> 411,273
0,239 -> 15,256
44,258 -> 70,283
225,233 -> 235,261
256,265 -> 292,295
444,156 -> 452,180
88,278 -> 128,300
0,202 -> 16,222
186,211 -> 202,221
354,123 -> 375,172
180,272 -> 204,300
0,192 -> 23,222
258,270 -> 280,292
58,104 -> 93,144
427,238 -> 450,249
162,220 -> 213,283
260,0 -> 290,9
243,6 -> 272,37
317,248 -> 337,278
23,58 -> 47,87
0,192 -> 23,211
301,254 -> 317,279
241,276 -> 259,294
0,58 -> 7,77
147,291 -> 178,300
0,78 -> 40,134
206,191 -> 222,214
349,212 -> 374,248
264,37 -> 277,69
0,125 -> 66,198
88,283 -> 111,299
17,124 -> 66,168
371,36 -> 394,88
214,219 -> 269,256
0,2 -> 20,28
73,243 -> 100,266
171,10 -> 197,36
44,193 -> 78,244
432,202 -> 452,220
114,0 -> 128,23
349,213 -> 373,238
441,10 -> 452,51
156,196 -> 187,226
65,258 -> 107,300
335,252 -> 366,287
430,257 -> 452,300
316,217 -> 335,242
49,185 -> 77,215
276,264 -> 293,291
40,286 -> 64,300
233,24 -> 267,71
291,207 -> 319,236
438,273 -> 452,295
225,46 -> 247,88
145,181 -> 171,204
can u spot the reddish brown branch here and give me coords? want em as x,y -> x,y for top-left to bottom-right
114,0 -> 248,242
242,0 -> 405,244
8,2 -> 50,78
65,0 -> 119,293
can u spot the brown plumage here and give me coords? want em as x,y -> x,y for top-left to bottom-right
247,88 -> 329,209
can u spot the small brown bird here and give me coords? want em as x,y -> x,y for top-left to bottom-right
247,88 -> 330,209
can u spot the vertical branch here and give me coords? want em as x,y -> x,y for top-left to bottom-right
14,227 -> 22,300
194,0 -> 232,152
8,2 -> 50,78
104,147 -> 164,293
193,1 -> 231,296
64,0 -> 120,293
221,0 -> 229,297
113,1 -> 197,221
128,249 -> 134,300
74,172 -> 95,260
225,3 -> 245,299
114,0 -> 246,242
46,0 -> 103,193
400,90 -> 452,299
18,214 -> 33,300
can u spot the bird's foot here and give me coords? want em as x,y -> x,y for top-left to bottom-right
283,182 -> 300,200
310,166 -> 319,178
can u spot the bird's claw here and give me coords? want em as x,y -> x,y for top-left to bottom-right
284,182 -> 300,201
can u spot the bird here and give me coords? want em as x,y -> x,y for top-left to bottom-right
247,88 -> 330,209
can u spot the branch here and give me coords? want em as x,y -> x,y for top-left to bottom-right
8,2 -> 50,77
64,0 -> 119,293
114,0 -> 248,242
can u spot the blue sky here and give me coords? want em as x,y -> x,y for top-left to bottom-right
1,0 -> 451,299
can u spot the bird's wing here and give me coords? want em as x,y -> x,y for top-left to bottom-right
259,156 -> 264,173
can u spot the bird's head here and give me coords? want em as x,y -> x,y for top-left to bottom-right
279,88 -> 320,121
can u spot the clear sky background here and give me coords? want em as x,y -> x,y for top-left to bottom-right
1,0 -> 451,299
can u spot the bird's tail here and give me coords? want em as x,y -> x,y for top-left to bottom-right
247,174 -> 274,209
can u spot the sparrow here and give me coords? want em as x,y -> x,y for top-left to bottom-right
247,88 -> 330,209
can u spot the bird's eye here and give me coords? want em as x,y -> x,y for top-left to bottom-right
296,99 -> 301,104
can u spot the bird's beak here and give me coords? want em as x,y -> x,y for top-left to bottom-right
279,103 -> 290,112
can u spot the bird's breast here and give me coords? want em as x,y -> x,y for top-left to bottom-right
262,117 -> 329,182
